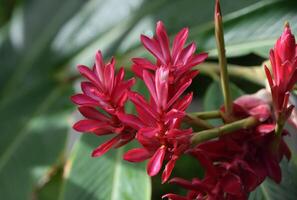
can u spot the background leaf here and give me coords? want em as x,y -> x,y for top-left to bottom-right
197,0 -> 297,57
60,135 -> 151,200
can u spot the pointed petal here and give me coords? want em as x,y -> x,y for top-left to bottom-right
73,119 -> 105,132
128,91 -> 158,120
92,136 -> 120,157
156,21 -> 171,63
162,158 -> 177,183
147,146 -> 166,176
117,113 -> 144,129
78,65 -> 102,89
155,67 -> 169,109
143,70 -> 158,104
71,94 -> 100,107
162,193 -> 187,200
78,106 -> 109,121
264,65 -> 274,89
169,177 -> 199,191
167,80 -> 191,108
141,35 -> 166,64
172,28 -> 189,63
172,92 -> 193,111
186,52 -> 208,68
179,43 -> 196,65
123,148 -> 151,162
94,51 -> 105,83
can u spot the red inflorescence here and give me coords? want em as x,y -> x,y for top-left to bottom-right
120,67 -> 193,183
71,21 -> 207,183
71,51 -> 136,157
121,21 -> 207,182
265,24 -> 297,119
164,95 -> 291,200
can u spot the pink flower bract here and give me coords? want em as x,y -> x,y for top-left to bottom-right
71,51 -> 136,157
265,24 -> 297,118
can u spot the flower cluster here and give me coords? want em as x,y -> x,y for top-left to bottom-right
121,21 -> 207,182
265,24 -> 297,120
165,94 -> 291,199
71,21 -> 207,183
71,16 -> 295,200
71,51 -> 136,157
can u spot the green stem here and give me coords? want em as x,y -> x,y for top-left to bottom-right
275,119 -> 285,136
214,0 -> 233,116
271,117 -> 285,151
184,114 -> 214,130
191,116 -> 258,145
189,110 -> 221,119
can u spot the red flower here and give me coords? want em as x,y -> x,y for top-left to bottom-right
132,21 -> 207,87
165,94 -> 291,199
119,67 -> 193,183
71,51 -> 136,157
265,24 -> 297,119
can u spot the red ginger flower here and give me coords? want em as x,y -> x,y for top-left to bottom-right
119,67 -> 193,183
116,22 -> 208,183
132,21 -> 208,87
265,24 -> 297,119
71,51 -> 136,157
165,94 -> 291,200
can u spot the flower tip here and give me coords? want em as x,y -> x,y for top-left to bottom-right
70,94 -> 80,104
140,34 -> 150,44
215,0 -> 221,16
96,50 -> 102,56
77,64 -> 86,72
72,122 -> 80,132
96,50 -> 103,57
108,57 -> 116,67
284,21 -> 290,29
91,150 -> 101,157
283,22 -> 292,36
156,20 -> 165,28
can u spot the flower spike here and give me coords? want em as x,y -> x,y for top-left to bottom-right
71,51 -> 136,157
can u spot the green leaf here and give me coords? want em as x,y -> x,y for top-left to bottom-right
249,160 -> 297,200
35,165 -> 64,200
0,0 -> 86,198
0,86 -> 71,200
60,136 -> 151,200
60,0 -> 262,64
59,81 -> 151,200
197,0 -> 297,57
203,81 -> 244,111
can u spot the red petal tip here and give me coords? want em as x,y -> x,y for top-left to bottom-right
215,0 -> 221,16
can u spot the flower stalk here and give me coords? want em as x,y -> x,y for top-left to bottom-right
189,110 -> 221,119
214,0 -> 233,116
184,114 -> 214,129
191,116 -> 259,144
